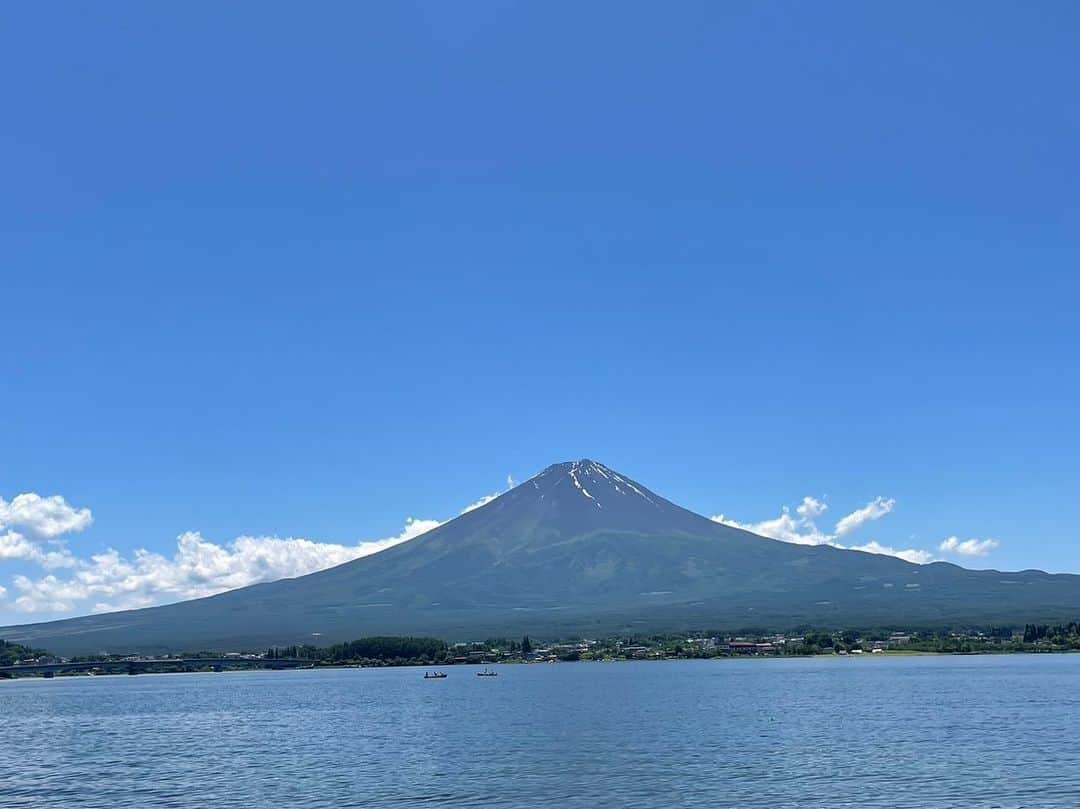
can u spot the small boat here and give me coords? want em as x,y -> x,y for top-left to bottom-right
423,672 -> 447,679
476,668 -> 498,677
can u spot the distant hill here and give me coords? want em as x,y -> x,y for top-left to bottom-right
4,460 -> 1079,655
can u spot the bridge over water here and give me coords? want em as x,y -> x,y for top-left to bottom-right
0,657 -> 312,678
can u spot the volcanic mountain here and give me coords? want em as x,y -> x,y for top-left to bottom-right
5,460 -> 1080,655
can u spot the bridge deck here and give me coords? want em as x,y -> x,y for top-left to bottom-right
0,658 -> 311,677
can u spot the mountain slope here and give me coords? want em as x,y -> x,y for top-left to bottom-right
4,460 -> 1079,655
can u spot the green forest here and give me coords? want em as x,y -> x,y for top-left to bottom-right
0,639 -> 45,666
266,636 -> 450,665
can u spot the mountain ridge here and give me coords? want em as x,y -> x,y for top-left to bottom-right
3,459 -> 1079,655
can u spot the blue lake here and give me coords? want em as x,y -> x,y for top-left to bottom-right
4,655 -> 1080,807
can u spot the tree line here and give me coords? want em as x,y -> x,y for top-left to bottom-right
264,635 -> 538,665
266,636 -> 449,664
1022,623 -> 1080,645
0,639 -> 45,666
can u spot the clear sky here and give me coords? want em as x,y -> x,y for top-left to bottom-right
2,3 -> 1077,624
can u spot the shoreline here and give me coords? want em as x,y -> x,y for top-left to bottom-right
6,648 -> 1080,681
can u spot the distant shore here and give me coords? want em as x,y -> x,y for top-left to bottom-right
7,626 -> 1080,679
7,648 -> 1080,681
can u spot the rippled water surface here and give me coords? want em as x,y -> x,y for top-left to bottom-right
5,655 -> 1080,807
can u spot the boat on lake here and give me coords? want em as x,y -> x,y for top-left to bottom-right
424,672 -> 447,679
476,668 -> 498,677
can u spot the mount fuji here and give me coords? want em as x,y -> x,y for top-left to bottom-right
5,460 -> 1080,654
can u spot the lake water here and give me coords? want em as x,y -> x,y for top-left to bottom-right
4,655 -> 1080,807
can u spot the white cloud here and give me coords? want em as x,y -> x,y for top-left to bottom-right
715,495 -> 934,564
0,531 -> 39,562
0,493 -> 92,539
7,516 -> 444,615
1,477 -> 525,618
0,530 -> 79,569
849,541 -> 935,565
713,507 -> 832,546
461,494 -> 500,514
0,492 -> 90,572
0,584 -> 6,599
938,536 -> 999,558
834,496 -> 896,537
507,474 -> 516,489
796,496 -> 827,519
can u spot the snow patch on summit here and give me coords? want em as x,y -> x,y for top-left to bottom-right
607,469 -> 656,505
533,459 -> 659,511
569,463 -> 602,509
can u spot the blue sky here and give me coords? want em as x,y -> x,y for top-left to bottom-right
1,3 -> 1077,623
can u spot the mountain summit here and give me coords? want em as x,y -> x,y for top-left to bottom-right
474,459 -> 718,536
5,460 -> 1080,654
